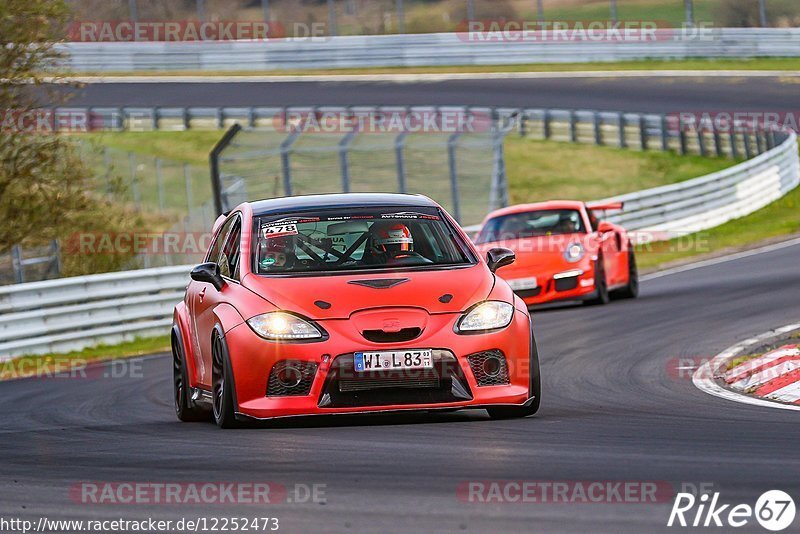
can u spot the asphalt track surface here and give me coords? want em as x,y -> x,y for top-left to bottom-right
65,75 -> 800,113
2,76 -> 798,533
1,240 -> 798,533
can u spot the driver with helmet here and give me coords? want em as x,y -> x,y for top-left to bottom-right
258,236 -> 296,271
367,221 -> 431,265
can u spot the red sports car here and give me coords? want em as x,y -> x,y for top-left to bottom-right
172,193 -> 541,427
474,201 -> 638,306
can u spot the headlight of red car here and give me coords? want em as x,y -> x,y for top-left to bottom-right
456,301 -> 514,333
247,312 -> 326,341
564,242 -> 585,263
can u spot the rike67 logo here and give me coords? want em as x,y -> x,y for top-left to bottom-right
668,490 -> 796,531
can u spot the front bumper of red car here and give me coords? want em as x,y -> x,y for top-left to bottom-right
222,309 -> 534,420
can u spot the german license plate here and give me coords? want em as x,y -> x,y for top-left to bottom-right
507,277 -> 538,291
354,350 -> 434,372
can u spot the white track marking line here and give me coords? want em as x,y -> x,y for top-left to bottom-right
67,70 -> 800,84
641,236 -> 800,282
693,323 -> 800,411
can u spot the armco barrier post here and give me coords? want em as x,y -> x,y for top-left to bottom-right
569,111 -> 578,143
743,133 -> 753,159
11,246 -> 23,284
594,112 -> 602,145
730,131 -> 740,159
639,115 -> 648,150
697,128 -> 707,157
714,128 -> 724,157
543,110 -> 551,140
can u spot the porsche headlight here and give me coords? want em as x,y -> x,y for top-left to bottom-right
564,242 -> 585,263
456,301 -> 514,333
247,312 -> 324,341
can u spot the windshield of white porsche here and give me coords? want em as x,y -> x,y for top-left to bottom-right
476,209 -> 585,244
253,207 -> 474,274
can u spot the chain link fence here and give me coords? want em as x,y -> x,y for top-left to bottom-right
214,106 -> 509,227
0,243 -> 61,286
76,142 -> 217,269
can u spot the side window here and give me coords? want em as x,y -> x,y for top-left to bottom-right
219,218 -> 242,281
206,217 -> 235,264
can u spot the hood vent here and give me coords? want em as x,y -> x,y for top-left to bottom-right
362,327 -> 422,343
348,278 -> 410,289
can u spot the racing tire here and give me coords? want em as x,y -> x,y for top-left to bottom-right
584,258 -> 610,306
612,249 -> 639,300
212,332 -> 241,429
487,333 -> 542,419
172,330 -> 209,423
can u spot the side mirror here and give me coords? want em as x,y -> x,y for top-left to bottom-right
191,262 -> 225,291
486,247 -> 515,273
597,221 -> 615,234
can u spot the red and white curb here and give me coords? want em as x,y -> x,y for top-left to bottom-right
693,323 -> 800,411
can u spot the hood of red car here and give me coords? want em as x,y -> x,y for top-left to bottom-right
241,264 -> 493,320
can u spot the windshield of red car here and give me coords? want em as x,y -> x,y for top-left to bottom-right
253,207 -> 473,274
476,209 -> 585,244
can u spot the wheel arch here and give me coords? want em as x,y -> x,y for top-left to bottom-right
172,304 -> 198,387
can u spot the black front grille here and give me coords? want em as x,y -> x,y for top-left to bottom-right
554,276 -> 579,292
362,328 -> 422,343
516,287 -> 542,298
467,350 -> 510,387
318,351 -> 472,408
339,374 -> 440,392
267,360 -> 318,396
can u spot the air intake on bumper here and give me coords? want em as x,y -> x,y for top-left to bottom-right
467,350 -> 510,386
267,361 -> 318,396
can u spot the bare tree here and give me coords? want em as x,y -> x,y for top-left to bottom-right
0,0 -> 144,273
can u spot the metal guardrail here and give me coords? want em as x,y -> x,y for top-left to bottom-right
58,28 -> 800,72
0,266 -> 189,359
602,132 -> 799,237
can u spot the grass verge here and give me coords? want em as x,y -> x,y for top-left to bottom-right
505,137 -> 735,203
71,58 -> 800,78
